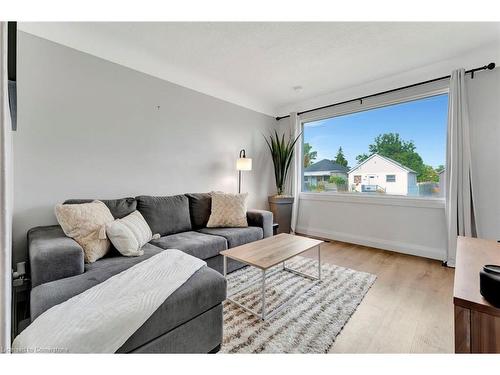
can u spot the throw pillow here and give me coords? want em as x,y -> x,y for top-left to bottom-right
206,192 -> 248,228
185,193 -> 212,229
106,210 -> 160,257
55,200 -> 115,263
63,197 -> 137,219
136,195 -> 192,236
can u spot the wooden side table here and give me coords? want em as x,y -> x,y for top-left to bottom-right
454,237 -> 500,353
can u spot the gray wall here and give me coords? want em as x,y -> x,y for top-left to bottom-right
13,32 -> 276,263
468,68 -> 500,240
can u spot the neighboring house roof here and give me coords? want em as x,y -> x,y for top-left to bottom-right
348,153 -> 417,174
304,159 -> 349,174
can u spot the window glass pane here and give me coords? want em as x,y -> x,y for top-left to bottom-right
302,94 -> 448,197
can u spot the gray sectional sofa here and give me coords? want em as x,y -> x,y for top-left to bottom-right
26,193 -> 273,353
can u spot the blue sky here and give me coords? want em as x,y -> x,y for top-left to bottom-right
304,94 -> 448,168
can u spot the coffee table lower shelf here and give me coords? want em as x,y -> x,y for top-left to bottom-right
223,248 -> 321,321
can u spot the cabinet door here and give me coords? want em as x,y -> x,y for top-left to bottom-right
471,310 -> 500,353
455,305 -> 471,353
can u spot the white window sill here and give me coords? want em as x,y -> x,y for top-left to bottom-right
299,192 -> 445,209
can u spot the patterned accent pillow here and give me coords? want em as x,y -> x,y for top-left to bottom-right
106,210 -> 160,257
206,192 -> 248,228
55,200 -> 115,263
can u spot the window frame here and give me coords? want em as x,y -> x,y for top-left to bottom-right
299,80 -> 449,207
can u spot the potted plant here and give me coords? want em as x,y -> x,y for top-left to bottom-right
265,130 -> 301,234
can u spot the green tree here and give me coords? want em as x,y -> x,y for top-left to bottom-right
356,133 -> 431,182
419,165 -> 440,183
303,143 -> 317,168
334,147 -> 348,167
436,164 -> 445,173
355,153 -> 370,164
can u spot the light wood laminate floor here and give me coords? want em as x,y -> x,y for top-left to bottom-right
301,239 -> 455,353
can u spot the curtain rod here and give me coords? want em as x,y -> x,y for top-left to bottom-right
275,62 -> 496,121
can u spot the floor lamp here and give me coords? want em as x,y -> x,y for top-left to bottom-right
236,149 -> 252,193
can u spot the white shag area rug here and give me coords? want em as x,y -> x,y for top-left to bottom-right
221,256 -> 376,353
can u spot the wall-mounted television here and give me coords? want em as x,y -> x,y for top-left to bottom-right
8,21 -> 16,131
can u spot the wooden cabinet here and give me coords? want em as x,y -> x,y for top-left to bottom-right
454,237 -> 500,353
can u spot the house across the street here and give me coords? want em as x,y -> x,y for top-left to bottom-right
303,159 -> 349,190
348,153 -> 418,195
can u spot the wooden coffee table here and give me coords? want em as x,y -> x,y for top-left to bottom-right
221,233 -> 323,320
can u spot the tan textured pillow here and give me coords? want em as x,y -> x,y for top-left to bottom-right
55,200 -> 115,263
206,192 -> 248,228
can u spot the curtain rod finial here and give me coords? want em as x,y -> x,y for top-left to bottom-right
487,62 -> 496,70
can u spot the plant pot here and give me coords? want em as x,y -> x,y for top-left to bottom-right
268,196 -> 294,234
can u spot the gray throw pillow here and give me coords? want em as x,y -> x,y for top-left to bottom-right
136,195 -> 192,236
64,198 -> 137,219
185,193 -> 212,229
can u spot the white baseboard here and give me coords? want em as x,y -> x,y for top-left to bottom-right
295,226 -> 446,261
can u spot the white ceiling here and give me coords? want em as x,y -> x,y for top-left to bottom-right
19,22 -> 500,116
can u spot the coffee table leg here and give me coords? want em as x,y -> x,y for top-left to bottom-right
261,269 -> 266,320
318,245 -> 321,280
223,255 -> 227,278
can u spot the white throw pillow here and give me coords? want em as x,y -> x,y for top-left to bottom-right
206,192 -> 248,228
106,210 -> 160,257
55,200 -> 115,263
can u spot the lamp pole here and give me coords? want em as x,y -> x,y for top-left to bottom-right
238,149 -> 245,194
237,149 -> 252,194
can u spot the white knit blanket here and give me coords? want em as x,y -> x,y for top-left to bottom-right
12,250 -> 205,353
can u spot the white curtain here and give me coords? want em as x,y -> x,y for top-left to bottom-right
0,22 -> 13,352
289,112 -> 301,233
445,68 -> 477,266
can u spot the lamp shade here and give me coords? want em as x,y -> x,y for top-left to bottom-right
236,157 -> 252,171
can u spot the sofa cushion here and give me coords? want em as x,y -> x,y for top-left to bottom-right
150,231 -> 227,260
64,198 -> 137,219
136,195 -> 192,236
118,267 -> 225,353
185,193 -> 211,229
198,226 -> 263,248
30,245 -> 226,353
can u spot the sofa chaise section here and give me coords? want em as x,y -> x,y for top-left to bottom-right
30,242 -> 226,353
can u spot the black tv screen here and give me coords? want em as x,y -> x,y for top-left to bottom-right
8,21 -> 16,131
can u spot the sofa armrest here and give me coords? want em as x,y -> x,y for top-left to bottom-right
247,209 -> 273,238
28,225 -> 85,288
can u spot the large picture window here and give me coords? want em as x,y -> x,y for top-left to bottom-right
302,93 -> 448,198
